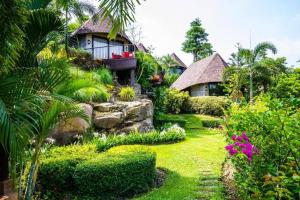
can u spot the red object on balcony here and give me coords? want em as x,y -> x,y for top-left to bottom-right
122,52 -> 134,58
112,53 -> 122,59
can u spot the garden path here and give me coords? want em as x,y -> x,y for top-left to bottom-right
134,115 -> 227,200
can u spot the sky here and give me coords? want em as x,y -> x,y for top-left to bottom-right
130,0 -> 300,67
88,0 -> 300,67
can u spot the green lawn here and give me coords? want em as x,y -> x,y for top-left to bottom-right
134,115 -> 227,200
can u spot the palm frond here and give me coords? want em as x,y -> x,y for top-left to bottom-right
253,42 -> 277,61
0,0 -> 26,74
20,9 -> 63,67
25,0 -> 52,10
99,0 -> 142,39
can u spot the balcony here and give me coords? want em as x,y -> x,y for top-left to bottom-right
85,44 -> 137,71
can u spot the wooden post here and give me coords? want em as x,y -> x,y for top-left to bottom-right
130,69 -> 135,86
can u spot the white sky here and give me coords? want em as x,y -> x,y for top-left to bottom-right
91,0 -> 300,67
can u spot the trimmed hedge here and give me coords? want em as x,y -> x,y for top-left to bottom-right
35,145 -> 156,199
185,96 -> 231,116
96,125 -> 186,152
74,146 -> 156,198
38,145 -> 97,193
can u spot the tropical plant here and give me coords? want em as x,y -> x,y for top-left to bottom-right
182,18 -> 213,62
119,86 -> 135,101
53,0 -> 96,52
224,96 -> 300,199
164,89 -> 190,114
99,0 -> 143,39
239,42 -> 277,103
24,101 -> 88,200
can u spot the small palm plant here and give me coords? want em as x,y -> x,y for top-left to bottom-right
24,101 -> 89,200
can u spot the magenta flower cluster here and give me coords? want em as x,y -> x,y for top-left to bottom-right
225,132 -> 258,161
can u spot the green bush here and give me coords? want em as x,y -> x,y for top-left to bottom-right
96,125 -> 186,152
96,68 -> 113,85
165,88 -> 190,114
185,96 -> 231,116
201,119 -> 222,128
56,78 -> 110,103
224,96 -> 300,199
136,52 -> 160,90
73,146 -> 156,198
33,145 -> 157,199
119,86 -> 135,101
37,145 -> 97,193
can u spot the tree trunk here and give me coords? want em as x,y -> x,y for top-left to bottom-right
0,146 -> 8,182
64,4 -> 69,55
249,68 -> 253,104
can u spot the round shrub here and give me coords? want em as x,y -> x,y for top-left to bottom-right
185,96 -> 231,116
73,146 -> 156,198
119,86 -> 135,101
164,88 -> 190,114
37,145 -> 97,193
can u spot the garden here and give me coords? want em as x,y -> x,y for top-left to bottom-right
1,0 -> 300,200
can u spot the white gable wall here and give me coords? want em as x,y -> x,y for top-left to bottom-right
190,84 -> 209,96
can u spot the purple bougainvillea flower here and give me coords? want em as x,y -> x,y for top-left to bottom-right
225,144 -> 234,150
231,135 -> 238,141
241,132 -> 249,142
229,148 -> 238,156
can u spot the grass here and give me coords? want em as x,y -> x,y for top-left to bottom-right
133,114 -> 227,200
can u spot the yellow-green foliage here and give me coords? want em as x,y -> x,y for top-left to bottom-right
186,96 -> 231,116
119,86 -> 135,101
165,88 -> 190,114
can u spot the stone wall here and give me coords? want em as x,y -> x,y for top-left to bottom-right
93,99 -> 154,134
50,99 -> 154,145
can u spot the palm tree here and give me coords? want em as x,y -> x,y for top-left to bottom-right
24,101 -> 88,200
52,0 -> 96,53
239,42 -> 277,103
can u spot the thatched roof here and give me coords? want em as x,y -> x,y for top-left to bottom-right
171,53 -> 227,90
71,11 -> 131,42
136,43 -> 148,52
171,53 -> 187,68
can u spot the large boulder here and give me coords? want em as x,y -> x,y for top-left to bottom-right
50,103 -> 93,145
92,99 -> 154,134
93,111 -> 124,129
118,118 -> 153,134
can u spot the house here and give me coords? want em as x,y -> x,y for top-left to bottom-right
136,43 -> 148,53
169,53 -> 188,75
171,53 -> 227,96
71,12 -> 137,86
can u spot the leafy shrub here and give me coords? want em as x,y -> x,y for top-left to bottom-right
74,85 -> 110,102
164,73 -> 180,87
155,114 -> 187,128
96,125 -> 186,152
33,145 -> 157,199
200,115 -> 222,128
37,145 -> 97,193
96,68 -> 113,85
119,86 -> 135,101
224,96 -> 300,199
136,52 -> 160,90
165,88 -> 190,114
74,146 -> 156,198
56,77 -> 110,103
68,48 -> 92,67
185,96 -> 231,116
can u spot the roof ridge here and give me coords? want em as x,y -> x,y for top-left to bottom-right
195,54 -> 217,83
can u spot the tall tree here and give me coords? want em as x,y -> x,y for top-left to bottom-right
182,18 -> 213,62
239,42 -> 277,103
54,0 -> 96,53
